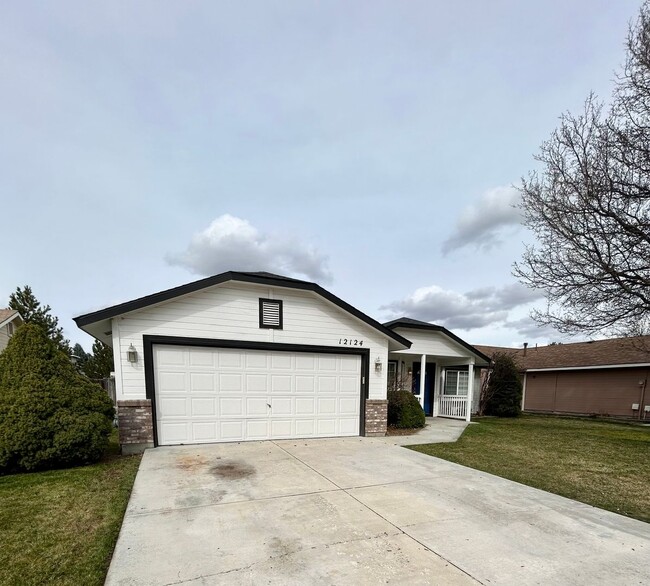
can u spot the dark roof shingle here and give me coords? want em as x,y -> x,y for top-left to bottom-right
474,336 -> 650,370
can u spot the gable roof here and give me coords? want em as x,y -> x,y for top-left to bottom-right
475,336 -> 650,371
0,309 -> 22,328
383,317 -> 491,363
74,271 -> 411,349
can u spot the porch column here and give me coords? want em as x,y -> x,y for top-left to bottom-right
433,364 -> 440,417
466,360 -> 474,422
419,354 -> 426,409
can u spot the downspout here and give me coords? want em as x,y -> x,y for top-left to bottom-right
640,369 -> 649,422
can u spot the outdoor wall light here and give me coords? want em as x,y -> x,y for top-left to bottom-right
127,344 -> 138,364
375,356 -> 382,372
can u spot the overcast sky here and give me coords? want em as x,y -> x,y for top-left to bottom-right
0,1 -> 641,351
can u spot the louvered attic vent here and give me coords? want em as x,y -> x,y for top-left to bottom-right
259,298 -> 283,329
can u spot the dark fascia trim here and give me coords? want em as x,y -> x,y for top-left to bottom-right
74,271 -> 411,349
142,335 -> 370,445
384,319 -> 491,363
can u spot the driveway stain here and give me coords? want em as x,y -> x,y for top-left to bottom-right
176,453 -> 209,471
210,460 -> 256,480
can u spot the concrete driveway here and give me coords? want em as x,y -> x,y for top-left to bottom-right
107,437 -> 650,585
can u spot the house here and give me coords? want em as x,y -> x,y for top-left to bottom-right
74,271 -> 489,453
0,309 -> 23,352
475,338 -> 650,421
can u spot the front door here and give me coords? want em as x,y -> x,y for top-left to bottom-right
412,362 -> 436,416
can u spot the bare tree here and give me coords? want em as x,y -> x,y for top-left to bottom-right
514,3 -> 650,337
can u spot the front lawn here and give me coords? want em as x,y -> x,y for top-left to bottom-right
410,415 -> 650,523
0,431 -> 141,585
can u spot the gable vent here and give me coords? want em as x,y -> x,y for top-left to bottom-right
259,298 -> 283,329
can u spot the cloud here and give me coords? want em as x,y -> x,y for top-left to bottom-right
382,282 -> 543,331
441,185 -> 522,255
166,214 -> 332,282
505,317 -> 563,341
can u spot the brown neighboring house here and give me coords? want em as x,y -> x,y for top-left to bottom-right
474,337 -> 650,421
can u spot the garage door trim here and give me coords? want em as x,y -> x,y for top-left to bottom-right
142,335 -> 370,446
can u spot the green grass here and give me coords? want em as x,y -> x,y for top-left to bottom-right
410,415 -> 650,523
0,430 -> 142,585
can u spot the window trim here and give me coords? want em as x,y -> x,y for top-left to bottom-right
259,298 -> 283,330
444,369 -> 469,396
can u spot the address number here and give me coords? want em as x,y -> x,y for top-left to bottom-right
339,338 -> 363,346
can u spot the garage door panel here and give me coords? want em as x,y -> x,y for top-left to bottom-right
218,351 -> 242,368
220,397 -> 243,416
245,352 -> 268,368
157,347 -> 186,366
246,420 -> 269,439
271,397 -> 292,415
295,398 -> 315,415
189,349 -> 215,367
192,421 -> 217,442
159,397 -> 187,416
317,419 -> 336,435
339,377 -> 359,393
339,397 -> 358,415
219,373 -> 242,392
189,373 -> 215,392
270,420 -> 293,438
191,397 -> 215,416
271,353 -> 292,369
220,420 -> 244,441
317,377 -> 337,392
158,372 -> 186,393
154,345 -> 361,445
246,397 -> 269,416
246,374 -> 268,392
295,376 -> 315,392
317,397 -> 337,415
270,375 -> 292,393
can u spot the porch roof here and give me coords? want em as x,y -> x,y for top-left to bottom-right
384,317 -> 490,364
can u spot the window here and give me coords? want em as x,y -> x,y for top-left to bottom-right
7,322 -> 14,336
444,370 -> 469,395
259,298 -> 283,329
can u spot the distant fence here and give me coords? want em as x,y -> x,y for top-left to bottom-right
97,377 -> 116,405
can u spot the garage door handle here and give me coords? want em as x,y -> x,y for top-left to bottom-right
267,403 -> 271,408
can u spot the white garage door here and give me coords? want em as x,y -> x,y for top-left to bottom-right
153,345 -> 362,445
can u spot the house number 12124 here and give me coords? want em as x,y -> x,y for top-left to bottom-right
339,338 -> 363,346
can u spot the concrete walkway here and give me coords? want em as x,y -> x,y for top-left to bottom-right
381,416 -> 469,446
107,436 -> 650,585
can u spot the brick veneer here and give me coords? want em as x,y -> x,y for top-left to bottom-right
365,399 -> 388,437
117,400 -> 154,454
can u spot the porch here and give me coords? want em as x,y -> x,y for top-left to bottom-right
383,317 -> 490,422
388,353 -> 480,421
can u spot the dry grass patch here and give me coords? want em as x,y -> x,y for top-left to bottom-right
0,431 -> 141,585
410,415 -> 650,523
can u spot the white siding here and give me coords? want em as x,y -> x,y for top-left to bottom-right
112,282 -> 389,402
0,325 -> 10,353
390,328 -> 471,359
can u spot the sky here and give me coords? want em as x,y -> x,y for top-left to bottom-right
0,1 -> 643,351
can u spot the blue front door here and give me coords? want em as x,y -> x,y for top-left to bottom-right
412,362 -> 436,416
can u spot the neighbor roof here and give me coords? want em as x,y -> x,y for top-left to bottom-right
0,309 -> 21,327
475,336 -> 650,370
74,271 -> 412,348
384,317 -> 491,363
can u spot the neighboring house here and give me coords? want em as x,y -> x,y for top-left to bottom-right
74,271 -> 489,453
475,338 -> 650,421
0,309 -> 23,352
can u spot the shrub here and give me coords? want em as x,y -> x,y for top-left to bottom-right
387,390 -> 426,428
483,353 -> 523,417
0,324 -> 115,473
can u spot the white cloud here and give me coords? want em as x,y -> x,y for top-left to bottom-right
166,214 -> 332,282
441,185 -> 522,255
382,282 -> 543,331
